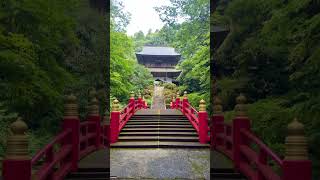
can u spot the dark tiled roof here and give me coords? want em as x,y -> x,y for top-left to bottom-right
136,46 -> 180,56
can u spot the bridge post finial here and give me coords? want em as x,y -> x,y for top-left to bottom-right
199,99 -> 206,112
213,96 -> 223,114
64,94 -> 79,118
235,93 -> 247,117
112,99 -> 120,112
285,118 -> 308,160
88,95 -> 99,116
176,92 -> 180,98
183,91 -> 188,99
282,118 -> 311,180
130,91 -> 135,99
6,117 -> 29,159
3,117 -> 31,180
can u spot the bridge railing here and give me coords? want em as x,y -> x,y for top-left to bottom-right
170,91 -> 210,144
110,92 -> 148,144
212,94 -> 312,180
2,89 -> 147,180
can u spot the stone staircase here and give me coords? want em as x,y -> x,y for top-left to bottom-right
111,112 -> 209,148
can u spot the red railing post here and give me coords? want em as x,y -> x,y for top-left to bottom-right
110,99 -> 120,143
182,91 -> 189,114
87,92 -> 101,149
171,96 -> 176,109
198,99 -> 209,144
282,118 -> 312,180
175,92 -> 180,110
232,94 -> 250,169
138,93 -> 142,109
2,118 -> 31,180
62,94 -> 80,171
212,96 -> 224,149
129,91 -> 135,114
102,115 -> 110,147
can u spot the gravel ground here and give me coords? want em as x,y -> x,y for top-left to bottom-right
110,148 -> 210,179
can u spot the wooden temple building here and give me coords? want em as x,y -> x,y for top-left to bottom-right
136,46 -> 181,83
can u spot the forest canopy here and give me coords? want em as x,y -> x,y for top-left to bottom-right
0,0 -> 107,156
213,0 -> 320,179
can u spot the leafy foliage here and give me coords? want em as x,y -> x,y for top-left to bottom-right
215,0 -> 320,178
154,0 -> 210,111
0,0 -> 107,156
110,0 -> 153,105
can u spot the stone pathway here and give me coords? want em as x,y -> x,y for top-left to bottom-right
110,149 -> 210,179
151,86 -> 165,109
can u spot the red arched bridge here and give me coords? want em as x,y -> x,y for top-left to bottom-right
1,91 -> 312,180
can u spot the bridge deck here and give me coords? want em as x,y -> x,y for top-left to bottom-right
78,149 -> 110,169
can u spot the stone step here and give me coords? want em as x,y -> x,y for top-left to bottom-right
123,124 -> 193,128
111,141 -> 209,148
131,116 -> 187,118
118,136 -> 199,142
129,118 -> 189,121
121,127 -> 196,132
119,131 -> 198,136
126,121 -> 191,125
128,119 -> 190,122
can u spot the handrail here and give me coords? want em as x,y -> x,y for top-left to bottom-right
110,96 -> 149,143
31,129 -> 73,180
171,97 -> 209,143
241,129 -> 283,166
3,94 -> 148,180
211,110 -> 312,180
31,129 -> 72,165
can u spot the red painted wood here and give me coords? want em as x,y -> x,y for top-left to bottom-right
87,115 -> 101,148
232,117 -> 250,170
182,98 -> 188,114
175,97 -> 180,109
211,114 -> 224,149
241,129 -> 283,165
198,111 -> 209,144
110,111 -> 120,143
282,160 -> 312,180
2,159 -> 31,180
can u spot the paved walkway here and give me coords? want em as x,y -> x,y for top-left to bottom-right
151,86 -> 165,109
110,149 -> 209,179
